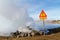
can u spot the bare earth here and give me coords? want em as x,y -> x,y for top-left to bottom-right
0,32 -> 60,40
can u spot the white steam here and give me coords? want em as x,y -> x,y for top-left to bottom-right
0,0 -> 33,36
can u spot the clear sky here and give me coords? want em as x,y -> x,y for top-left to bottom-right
23,0 -> 60,20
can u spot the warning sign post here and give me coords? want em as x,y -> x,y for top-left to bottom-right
39,10 -> 47,35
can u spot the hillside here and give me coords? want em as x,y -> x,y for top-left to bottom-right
35,20 -> 60,24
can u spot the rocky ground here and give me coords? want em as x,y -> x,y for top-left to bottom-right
0,32 -> 60,40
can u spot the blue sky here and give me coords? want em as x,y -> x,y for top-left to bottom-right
24,0 -> 60,20
0,0 -> 60,35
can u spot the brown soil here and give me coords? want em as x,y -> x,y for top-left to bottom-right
0,32 -> 60,40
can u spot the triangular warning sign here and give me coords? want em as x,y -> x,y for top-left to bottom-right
39,10 -> 47,20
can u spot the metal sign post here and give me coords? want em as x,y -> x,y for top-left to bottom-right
39,10 -> 47,35
42,20 -> 45,35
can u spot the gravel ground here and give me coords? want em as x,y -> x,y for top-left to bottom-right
0,32 -> 60,40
